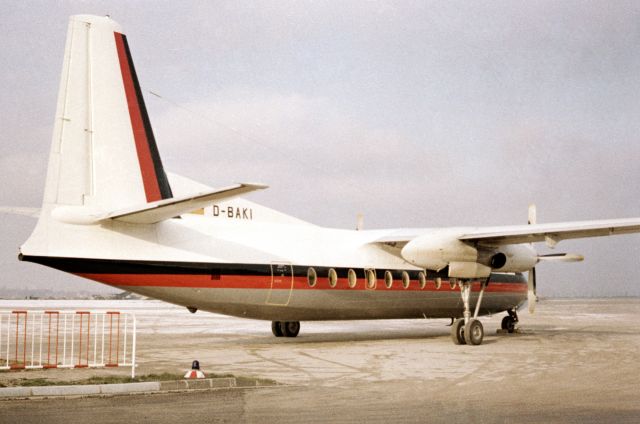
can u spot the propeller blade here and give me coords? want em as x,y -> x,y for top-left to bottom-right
527,204 -> 538,313
528,204 -> 537,225
538,253 -> 584,262
528,267 -> 537,314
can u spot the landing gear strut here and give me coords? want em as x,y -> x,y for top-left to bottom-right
450,279 -> 488,346
501,309 -> 518,333
271,321 -> 300,338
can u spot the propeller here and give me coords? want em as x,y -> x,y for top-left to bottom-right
526,204 -> 584,313
527,204 -> 537,314
527,203 -> 536,225
527,267 -> 537,314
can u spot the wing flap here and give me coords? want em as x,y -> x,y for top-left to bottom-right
103,183 -> 268,224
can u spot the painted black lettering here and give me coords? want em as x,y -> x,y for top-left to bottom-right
213,205 -> 219,216
242,208 -> 248,219
227,207 -> 233,218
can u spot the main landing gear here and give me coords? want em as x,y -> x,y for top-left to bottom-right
271,321 -> 300,338
450,279 -> 488,346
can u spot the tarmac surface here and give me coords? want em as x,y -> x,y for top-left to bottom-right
1,298 -> 639,423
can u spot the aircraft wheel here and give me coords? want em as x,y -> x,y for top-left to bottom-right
281,321 -> 300,337
464,319 -> 484,346
450,319 -> 466,345
271,321 -> 283,337
501,315 -> 516,333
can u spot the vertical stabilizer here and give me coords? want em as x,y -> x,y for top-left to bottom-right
43,15 -> 172,214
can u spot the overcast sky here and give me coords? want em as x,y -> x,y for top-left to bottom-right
1,1 -> 639,297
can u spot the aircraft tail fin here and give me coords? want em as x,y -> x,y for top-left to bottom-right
42,15 -> 172,214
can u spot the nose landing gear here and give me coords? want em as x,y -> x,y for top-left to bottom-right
500,309 -> 519,333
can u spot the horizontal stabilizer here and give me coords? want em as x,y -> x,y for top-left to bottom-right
104,183 -> 268,224
0,207 -> 40,218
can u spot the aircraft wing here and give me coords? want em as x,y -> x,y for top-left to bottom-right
374,218 -> 640,248
458,218 -> 640,247
103,183 -> 268,224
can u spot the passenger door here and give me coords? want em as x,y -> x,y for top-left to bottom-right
266,262 -> 294,306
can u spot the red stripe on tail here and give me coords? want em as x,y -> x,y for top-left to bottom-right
114,32 -> 162,202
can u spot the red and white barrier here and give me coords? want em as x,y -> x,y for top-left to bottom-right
0,311 -> 137,377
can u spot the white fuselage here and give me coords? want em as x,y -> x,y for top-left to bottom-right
21,210 -> 527,321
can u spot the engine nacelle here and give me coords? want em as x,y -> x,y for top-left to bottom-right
485,244 -> 538,273
400,231 -> 478,271
400,231 -> 538,277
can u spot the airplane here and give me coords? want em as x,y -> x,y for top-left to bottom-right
14,15 -> 640,346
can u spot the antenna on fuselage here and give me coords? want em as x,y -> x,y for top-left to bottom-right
356,213 -> 364,231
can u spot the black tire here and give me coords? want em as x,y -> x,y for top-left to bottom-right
501,316 -> 516,333
281,321 -> 300,338
271,321 -> 283,337
450,318 -> 466,345
464,319 -> 484,345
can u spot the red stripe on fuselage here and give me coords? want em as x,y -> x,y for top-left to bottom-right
75,273 -> 527,293
114,32 -> 162,202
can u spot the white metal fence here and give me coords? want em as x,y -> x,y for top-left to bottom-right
0,311 -> 136,377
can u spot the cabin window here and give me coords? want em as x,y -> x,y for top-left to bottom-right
384,271 -> 393,289
402,271 -> 410,289
307,267 -> 317,287
365,269 -> 376,289
348,269 -> 357,288
418,271 -> 426,289
435,277 -> 442,290
328,268 -> 337,288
